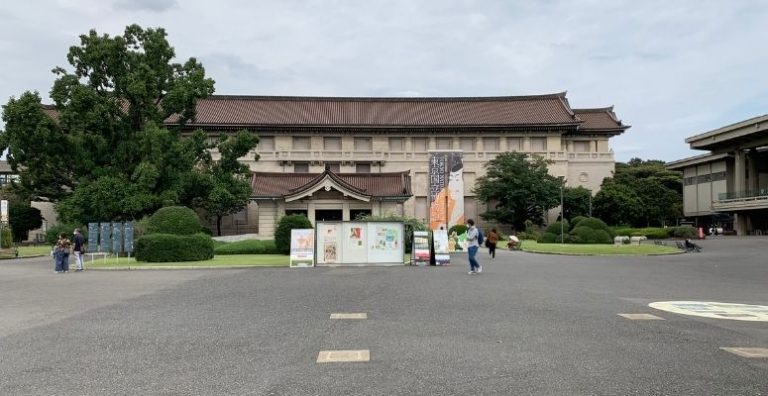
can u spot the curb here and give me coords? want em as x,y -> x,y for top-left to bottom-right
520,249 -> 685,257
0,254 -> 48,260
87,265 -> 289,271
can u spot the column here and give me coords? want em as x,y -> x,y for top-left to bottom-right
733,149 -> 746,195
342,201 -> 350,221
748,150 -> 759,190
307,202 -> 316,226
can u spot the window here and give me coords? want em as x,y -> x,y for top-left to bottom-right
293,136 -> 310,150
324,137 -> 341,150
436,138 -> 453,149
354,137 -> 372,151
574,141 -> 590,153
356,163 -> 371,173
460,138 -> 475,151
483,137 -> 499,151
294,163 -> 309,173
326,163 -> 340,172
259,136 -> 274,151
412,138 -> 427,152
530,137 -> 547,151
507,137 -> 522,151
389,137 -> 404,151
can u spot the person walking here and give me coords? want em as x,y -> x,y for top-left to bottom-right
72,228 -> 86,272
466,219 -> 481,274
54,233 -> 72,273
487,228 -> 499,259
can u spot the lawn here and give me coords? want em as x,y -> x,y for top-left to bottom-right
520,240 -> 681,256
2,245 -> 54,258
86,254 -> 290,268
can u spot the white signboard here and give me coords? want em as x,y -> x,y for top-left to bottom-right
316,223 -> 341,265
290,229 -> 315,268
433,229 -> 450,266
367,222 -> 405,264
342,222 -> 367,263
412,230 -> 430,266
0,200 -> 7,223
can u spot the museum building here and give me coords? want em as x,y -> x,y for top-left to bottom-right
165,92 -> 629,237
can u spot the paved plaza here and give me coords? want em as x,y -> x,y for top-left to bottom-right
1,237 -> 767,395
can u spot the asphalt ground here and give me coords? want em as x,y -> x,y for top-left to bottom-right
1,237 -> 766,395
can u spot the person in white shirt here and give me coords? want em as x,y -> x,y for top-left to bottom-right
466,219 -> 481,274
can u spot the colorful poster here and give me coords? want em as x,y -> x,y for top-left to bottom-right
367,222 -> 405,264
428,152 -> 464,230
412,230 -> 430,266
448,231 -> 468,253
290,229 -> 315,268
433,229 -> 450,266
322,224 -> 338,263
342,222 -> 367,263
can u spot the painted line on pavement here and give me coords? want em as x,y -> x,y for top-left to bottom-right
330,313 -> 367,320
720,347 -> 768,358
618,313 -> 665,320
317,350 -> 370,363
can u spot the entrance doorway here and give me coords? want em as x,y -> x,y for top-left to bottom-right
315,209 -> 343,221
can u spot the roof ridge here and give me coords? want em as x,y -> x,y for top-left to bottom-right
204,92 -> 568,102
573,106 -> 615,113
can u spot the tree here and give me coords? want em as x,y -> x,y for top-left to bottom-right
191,131 -> 259,236
1,24 -> 219,224
473,152 -> 561,230
9,203 -> 43,243
562,186 -> 592,221
592,182 -> 643,226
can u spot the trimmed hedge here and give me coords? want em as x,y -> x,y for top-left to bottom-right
1,228 -> 12,249
538,221 -> 569,243
146,206 -> 201,235
214,239 -> 279,255
135,233 -> 214,262
569,226 -> 612,244
570,216 -> 588,230
274,214 -> 313,254
448,224 -> 468,237
45,223 -> 87,245
670,225 -> 696,238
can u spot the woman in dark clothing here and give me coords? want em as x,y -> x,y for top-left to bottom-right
487,228 -> 499,259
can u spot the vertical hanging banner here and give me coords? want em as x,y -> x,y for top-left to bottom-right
87,223 -> 99,249
111,222 -> 123,253
428,152 -> 464,230
433,228 -> 450,266
123,222 -> 134,253
99,223 -> 111,253
0,199 -> 8,223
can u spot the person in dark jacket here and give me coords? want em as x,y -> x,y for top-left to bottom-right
72,228 -> 86,271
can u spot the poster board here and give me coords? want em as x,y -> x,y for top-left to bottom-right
433,229 -> 450,266
123,222 -> 134,253
367,222 -> 404,264
290,229 -> 315,268
111,222 -> 123,253
87,223 -> 99,250
99,223 -> 111,253
412,230 -> 430,266
342,222 -> 367,263
316,222 -> 341,265
448,231 -> 468,253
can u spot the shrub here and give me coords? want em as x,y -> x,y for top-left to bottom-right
358,213 -> 427,254
134,217 -> 150,239
1,228 -> 12,248
570,216 -> 588,230
538,221 -> 569,243
670,225 -> 696,239
544,220 -> 569,234
134,233 -> 214,262
45,223 -> 87,245
274,214 -> 313,254
214,239 -> 279,255
146,206 -> 201,235
517,229 -> 541,241
538,232 -> 560,244
574,217 -> 614,238
569,226 -> 612,244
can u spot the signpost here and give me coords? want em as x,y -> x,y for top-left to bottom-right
433,229 -> 450,266
289,229 -> 315,268
412,230 -> 430,266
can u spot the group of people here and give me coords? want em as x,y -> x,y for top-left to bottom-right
53,228 -> 86,273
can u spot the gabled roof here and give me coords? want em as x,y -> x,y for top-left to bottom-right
166,93 -> 582,129
572,107 -> 629,133
251,169 -> 412,201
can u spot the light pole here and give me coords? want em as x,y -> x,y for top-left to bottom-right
560,177 -> 566,244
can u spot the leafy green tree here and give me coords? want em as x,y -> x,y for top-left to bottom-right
592,182 -> 643,226
191,131 -> 259,236
9,203 -> 43,243
1,24 -> 218,224
473,152 -> 561,230
562,186 -> 592,221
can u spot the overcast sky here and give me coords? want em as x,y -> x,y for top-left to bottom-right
1,0 -> 766,162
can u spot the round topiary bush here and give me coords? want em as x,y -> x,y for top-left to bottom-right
274,214 -> 313,254
538,232 -> 560,244
146,206 -> 201,235
570,216 -> 588,230
670,225 -> 696,239
134,233 -> 214,262
569,226 -> 612,244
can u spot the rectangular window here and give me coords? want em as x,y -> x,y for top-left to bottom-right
483,137 -> 499,151
324,137 -> 341,150
294,163 -> 309,173
436,138 -> 453,150
412,138 -> 427,152
460,138 -> 475,151
354,137 -> 372,151
293,136 -> 310,150
259,136 -> 274,151
356,163 -> 371,173
530,137 -> 547,151
506,137 -> 522,151
389,137 -> 404,151
574,141 -> 590,152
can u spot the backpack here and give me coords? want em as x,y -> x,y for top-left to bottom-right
477,228 -> 484,245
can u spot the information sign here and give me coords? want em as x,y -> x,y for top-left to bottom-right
412,230 -> 430,266
289,229 -> 315,268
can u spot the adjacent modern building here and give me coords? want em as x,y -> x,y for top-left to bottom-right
667,114 -> 768,235
166,93 -> 629,237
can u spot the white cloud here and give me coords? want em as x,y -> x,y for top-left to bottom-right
1,0 -> 767,162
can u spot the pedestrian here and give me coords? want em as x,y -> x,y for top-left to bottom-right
466,219 -> 481,274
54,233 -> 72,273
72,228 -> 86,272
487,228 -> 499,259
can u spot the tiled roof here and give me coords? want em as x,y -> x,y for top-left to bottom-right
251,170 -> 412,199
167,93 -> 581,128
573,107 -> 628,131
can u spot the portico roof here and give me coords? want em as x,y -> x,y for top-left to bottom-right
251,169 -> 412,201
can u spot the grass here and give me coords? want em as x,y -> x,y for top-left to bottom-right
1,245 -> 54,258
86,254 -> 290,268
213,239 -> 278,255
520,240 -> 681,256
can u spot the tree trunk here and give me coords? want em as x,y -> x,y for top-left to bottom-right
216,216 -> 223,236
